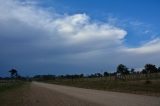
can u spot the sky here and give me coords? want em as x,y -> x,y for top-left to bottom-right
0,0 -> 160,76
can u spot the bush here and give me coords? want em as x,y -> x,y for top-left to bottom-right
145,80 -> 152,84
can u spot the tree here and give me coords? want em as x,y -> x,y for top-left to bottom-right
9,69 -> 18,78
94,73 -> 102,77
117,64 -> 129,75
130,68 -> 135,74
88,73 -> 102,78
104,72 -> 109,77
144,64 -> 158,73
142,69 -> 147,74
158,67 -> 160,72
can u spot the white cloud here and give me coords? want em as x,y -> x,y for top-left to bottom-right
0,0 -> 127,46
53,14 -> 127,45
125,38 -> 160,54
0,0 -> 128,50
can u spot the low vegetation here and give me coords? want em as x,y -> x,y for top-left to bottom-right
0,69 -> 31,106
45,78 -> 160,96
0,69 -> 31,92
0,80 -> 25,92
0,80 -> 30,106
1,64 -> 160,96
34,64 -> 160,96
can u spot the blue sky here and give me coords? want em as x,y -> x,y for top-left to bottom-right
0,0 -> 160,76
46,0 -> 160,46
32,0 -> 160,48
41,0 -> 160,23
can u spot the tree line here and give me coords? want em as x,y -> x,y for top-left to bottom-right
0,69 -> 30,81
1,63 -> 159,80
33,64 -> 160,80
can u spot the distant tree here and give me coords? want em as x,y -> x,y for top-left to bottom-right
88,73 -> 102,78
80,74 -> 84,78
130,68 -> 135,74
95,73 -> 103,77
43,75 -> 56,80
109,72 -> 117,76
158,67 -> 160,73
58,75 -> 64,79
104,72 -> 109,77
9,69 -> 18,78
33,75 -> 56,81
142,69 -> 147,74
144,64 -> 158,73
117,64 -> 129,75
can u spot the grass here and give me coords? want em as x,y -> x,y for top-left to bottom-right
0,81 -> 30,106
43,78 -> 160,96
0,80 -> 25,92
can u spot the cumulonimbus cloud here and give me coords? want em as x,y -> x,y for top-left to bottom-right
0,0 -> 160,75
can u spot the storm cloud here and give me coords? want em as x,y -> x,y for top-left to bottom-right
0,0 -> 160,76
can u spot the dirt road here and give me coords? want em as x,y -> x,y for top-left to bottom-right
30,82 -> 160,106
21,82 -> 99,106
2,81 -> 159,106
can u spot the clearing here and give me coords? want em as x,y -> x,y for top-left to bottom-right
0,81 -> 160,106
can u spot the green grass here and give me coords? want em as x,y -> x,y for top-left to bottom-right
0,80 -> 26,92
43,78 -> 160,96
0,81 -> 30,106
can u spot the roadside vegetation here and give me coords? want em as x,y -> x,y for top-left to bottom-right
0,80 -> 25,92
0,81 -> 30,106
0,69 -> 31,92
33,64 -> 160,96
0,69 -> 31,106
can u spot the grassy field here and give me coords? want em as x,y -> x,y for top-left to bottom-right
43,78 -> 160,96
0,80 -> 25,92
0,80 -> 30,106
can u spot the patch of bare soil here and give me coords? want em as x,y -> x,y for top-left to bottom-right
34,82 -> 160,106
23,83 -> 100,106
1,82 -> 160,106
0,83 -> 100,106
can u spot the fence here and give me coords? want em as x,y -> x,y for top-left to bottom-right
106,72 -> 160,81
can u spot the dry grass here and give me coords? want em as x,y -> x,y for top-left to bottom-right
0,82 -> 30,106
0,82 -> 100,106
0,80 -> 25,92
44,78 -> 160,96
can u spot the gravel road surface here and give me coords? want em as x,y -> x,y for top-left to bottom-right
31,82 -> 160,106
